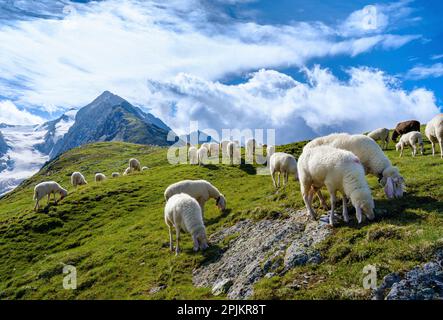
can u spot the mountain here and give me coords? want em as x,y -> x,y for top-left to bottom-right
0,131 -> 8,156
50,91 -> 172,157
0,126 -> 441,299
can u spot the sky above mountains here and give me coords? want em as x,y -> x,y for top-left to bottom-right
0,0 -> 442,143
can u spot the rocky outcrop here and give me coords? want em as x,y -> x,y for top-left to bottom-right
193,210 -> 331,299
373,250 -> 443,300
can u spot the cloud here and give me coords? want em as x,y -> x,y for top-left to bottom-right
0,0 -> 420,113
0,100 -> 43,125
406,63 -> 443,80
431,54 -> 443,60
145,66 -> 440,144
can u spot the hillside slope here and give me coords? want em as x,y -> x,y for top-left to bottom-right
0,129 -> 442,299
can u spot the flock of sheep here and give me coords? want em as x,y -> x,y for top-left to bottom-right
32,114 -> 442,255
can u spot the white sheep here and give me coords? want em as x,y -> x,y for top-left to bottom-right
112,172 -> 120,178
164,179 -> 226,218
395,131 -> 424,157
305,133 -> 404,199
95,173 -> 106,182
164,193 -> 208,255
208,142 -> 219,157
129,158 -> 141,172
197,146 -> 209,166
33,181 -> 68,211
188,146 -> 198,165
220,140 -> 230,157
71,172 -> 87,187
269,152 -> 298,188
123,167 -> 132,175
201,142 -> 210,150
298,146 -> 375,226
266,145 -> 275,158
367,128 -> 390,150
425,114 -> 443,158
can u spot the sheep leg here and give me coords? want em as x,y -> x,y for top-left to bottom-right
175,229 -> 181,255
54,192 -> 58,205
302,188 -> 317,220
430,141 -> 435,156
329,190 -> 336,226
412,145 -> 416,157
400,146 -> 403,157
342,197 -> 349,223
168,226 -> 173,252
277,172 -> 281,188
439,139 -> 443,158
284,172 -> 289,188
316,191 -> 329,210
271,171 -> 277,189
34,199 -> 39,211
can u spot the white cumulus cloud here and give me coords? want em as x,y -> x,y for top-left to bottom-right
0,100 -> 43,125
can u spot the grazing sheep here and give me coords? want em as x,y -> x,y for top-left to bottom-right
123,167 -> 132,175
197,146 -> 209,166
298,146 -> 375,226
33,181 -> 68,211
425,114 -> 443,158
396,131 -> 424,157
164,179 -> 226,218
188,146 -> 198,165
269,152 -> 298,188
391,120 -> 420,142
129,158 -> 141,172
367,128 -> 390,150
305,133 -> 405,199
95,173 -> 106,182
164,193 -> 208,255
112,172 -> 120,178
71,172 -> 87,187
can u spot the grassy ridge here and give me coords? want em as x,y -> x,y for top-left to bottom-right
0,127 -> 442,299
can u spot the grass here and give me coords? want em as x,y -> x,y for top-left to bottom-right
0,126 -> 442,299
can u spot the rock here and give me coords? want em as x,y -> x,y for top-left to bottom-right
212,279 -> 233,296
193,210 -> 332,299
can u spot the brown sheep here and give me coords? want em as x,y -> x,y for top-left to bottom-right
391,120 -> 420,142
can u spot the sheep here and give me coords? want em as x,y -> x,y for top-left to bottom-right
71,172 -> 87,187
391,120 -> 420,142
123,167 -> 132,175
266,145 -> 275,158
298,146 -> 375,226
201,142 -> 210,151
269,152 -> 298,188
305,133 -> 404,199
112,172 -> 120,178
188,146 -> 198,165
367,128 -> 390,150
164,193 -> 208,255
425,114 -> 443,158
197,146 -> 209,166
164,179 -> 226,218
396,131 -> 424,157
95,173 -> 106,182
129,158 -> 141,172
33,181 -> 68,211
220,140 -> 230,157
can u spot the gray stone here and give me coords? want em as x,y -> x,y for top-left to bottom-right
212,279 -> 233,296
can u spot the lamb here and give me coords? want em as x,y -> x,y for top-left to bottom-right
112,172 -> 120,178
188,146 -> 198,165
396,131 -> 424,157
33,181 -> 68,211
164,179 -> 226,218
123,167 -> 132,175
425,114 -> 443,158
367,128 -> 390,150
164,193 -> 208,255
197,146 -> 209,166
391,120 -> 420,142
95,173 -> 106,182
298,146 -> 375,226
269,152 -> 298,188
129,158 -> 141,172
71,172 -> 87,187
305,133 -> 405,199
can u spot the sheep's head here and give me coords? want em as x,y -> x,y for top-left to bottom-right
192,228 -> 209,251
395,142 -> 401,151
60,188 -> 68,200
216,195 -> 226,211
381,167 -> 405,198
351,189 -> 375,223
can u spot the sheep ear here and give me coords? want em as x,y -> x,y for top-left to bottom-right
356,206 -> 363,224
384,177 -> 395,199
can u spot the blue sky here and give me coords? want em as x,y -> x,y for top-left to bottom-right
0,0 -> 441,143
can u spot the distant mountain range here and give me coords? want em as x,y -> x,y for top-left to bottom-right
0,91 -> 174,195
